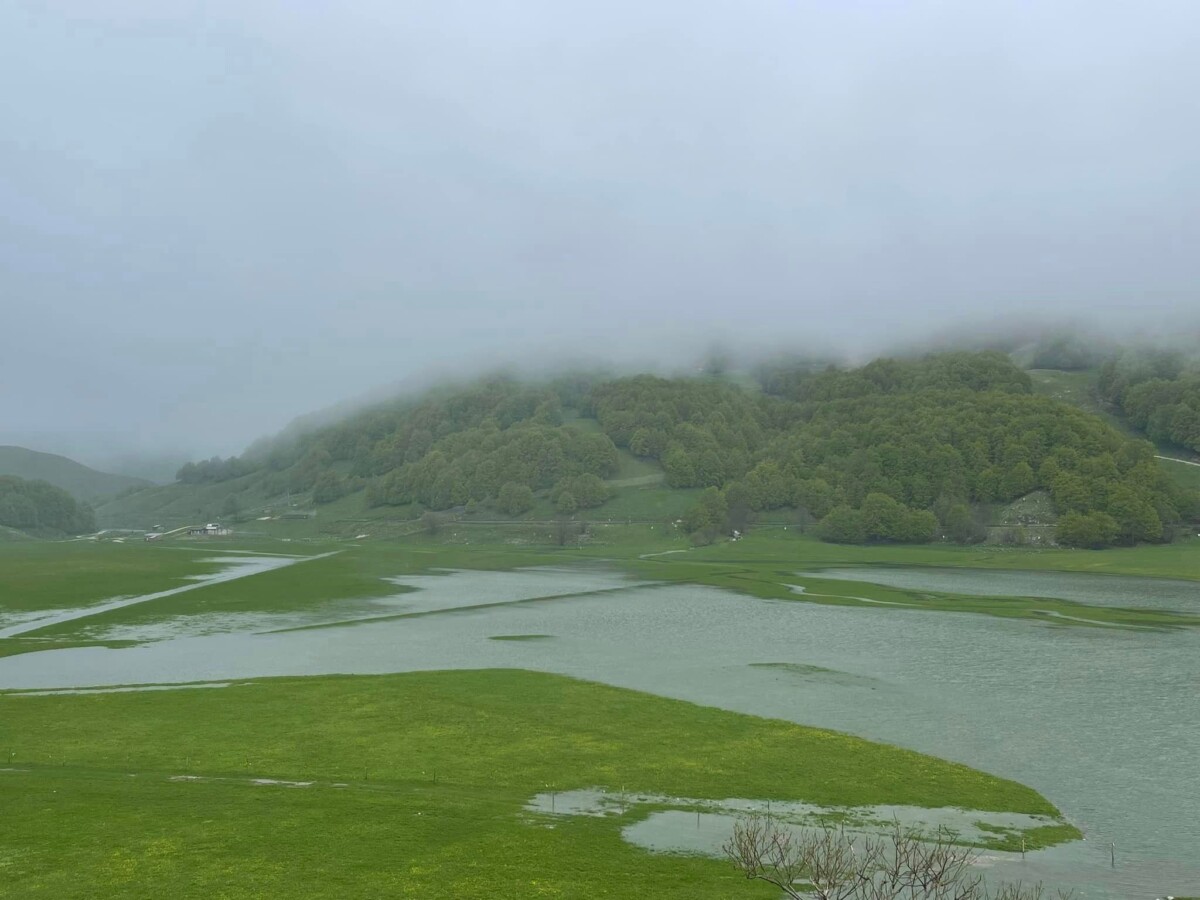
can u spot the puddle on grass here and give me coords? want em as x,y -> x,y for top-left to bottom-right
525,788 -> 1061,846
0,609 -> 74,632
91,612 -> 340,641
3,682 -> 237,696
798,567 -> 1200,612
619,811 -> 1178,891
168,774 -> 313,787
526,788 -> 1195,896
623,808 -> 1049,856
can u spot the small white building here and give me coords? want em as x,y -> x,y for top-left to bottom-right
188,523 -> 232,537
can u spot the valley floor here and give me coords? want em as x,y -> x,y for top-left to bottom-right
2,528 -> 1197,898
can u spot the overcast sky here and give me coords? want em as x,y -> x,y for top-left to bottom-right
3,1 -> 1199,467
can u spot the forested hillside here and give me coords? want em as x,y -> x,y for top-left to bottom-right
591,353 -> 1191,547
0,476 -> 96,536
1097,349 -> 1200,455
99,352 -> 1197,548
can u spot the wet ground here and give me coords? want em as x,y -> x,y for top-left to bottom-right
1,562 -> 1196,897
798,566 -> 1200,611
0,552 -> 334,639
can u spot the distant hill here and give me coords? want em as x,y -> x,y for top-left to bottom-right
0,475 -> 96,536
0,446 -> 149,502
98,351 -> 1199,549
0,523 -> 36,542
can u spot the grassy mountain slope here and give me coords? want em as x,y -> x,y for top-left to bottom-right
0,445 -> 149,502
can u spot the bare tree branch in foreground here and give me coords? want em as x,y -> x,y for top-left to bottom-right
723,815 -> 1073,900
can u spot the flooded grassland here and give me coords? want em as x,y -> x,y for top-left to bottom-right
1,538 -> 1197,897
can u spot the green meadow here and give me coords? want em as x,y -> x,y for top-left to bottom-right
0,670 -> 1072,900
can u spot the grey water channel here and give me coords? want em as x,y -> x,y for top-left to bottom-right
1,563 -> 1197,897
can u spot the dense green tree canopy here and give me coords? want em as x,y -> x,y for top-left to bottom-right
1098,349 -> 1200,454
590,353 -> 1188,546
0,476 -> 95,535
496,482 -> 535,516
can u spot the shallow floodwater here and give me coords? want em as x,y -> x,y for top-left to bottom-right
87,565 -> 648,641
0,553 -> 332,639
525,787 -> 1061,845
799,566 -> 1200,611
1,566 -> 1197,897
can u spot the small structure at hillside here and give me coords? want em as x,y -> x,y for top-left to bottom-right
188,522 -> 232,537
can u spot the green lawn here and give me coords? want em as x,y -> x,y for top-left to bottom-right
0,670 -> 1072,899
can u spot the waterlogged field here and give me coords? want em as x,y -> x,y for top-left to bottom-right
1,532 -> 1198,898
5,531 -> 1199,645
0,671 -> 1061,899
0,542 -> 229,613
795,566 -> 1200,610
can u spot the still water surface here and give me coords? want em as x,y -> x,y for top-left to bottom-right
1,564 -> 1196,896
799,566 -> 1200,610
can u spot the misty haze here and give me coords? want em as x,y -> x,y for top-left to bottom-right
1,4 -> 1198,900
